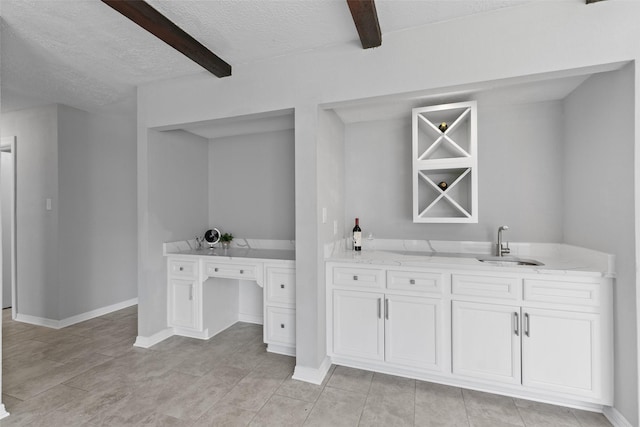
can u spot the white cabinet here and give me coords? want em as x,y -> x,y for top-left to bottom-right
333,290 -> 384,361
385,295 -> 442,370
329,265 -> 446,372
168,278 -> 198,329
452,301 -> 521,385
264,264 -> 296,356
167,258 -> 200,332
326,261 -> 613,407
412,101 -> 478,223
521,307 -> 601,398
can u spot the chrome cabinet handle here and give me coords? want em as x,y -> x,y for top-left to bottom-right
409,279 -> 415,285
240,270 -> 244,274
377,298 -> 381,319
514,312 -> 519,336
524,313 -> 530,337
179,267 -> 184,271
214,267 -> 219,272
280,284 -> 285,289
385,299 -> 389,319
280,323 -> 285,328
353,275 -> 359,281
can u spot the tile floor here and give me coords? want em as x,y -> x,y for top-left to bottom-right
0,306 -> 612,426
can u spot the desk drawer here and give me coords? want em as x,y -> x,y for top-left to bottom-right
452,274 -> 520,300
265,307 -> 296,346
331,266 -> 384,289
205,262 -> 258,281
266,267 -> 295,305
387,270 -> 444,294
169,259 -> 198,278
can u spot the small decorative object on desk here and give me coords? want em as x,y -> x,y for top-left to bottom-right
438,122 -> 448,132
438,181 -> 448,191
204,228 -> 221,248
220,232 -> 233,249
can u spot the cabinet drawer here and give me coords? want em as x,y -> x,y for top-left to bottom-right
332,266 -> 384,289
452,274 -> 520,300
169,259 -> 198,278
387,270 -> 444,294
524,279 -> 600,307
204,262 -> 258,281
265,307 -> 296,346
266,267 -> 296,305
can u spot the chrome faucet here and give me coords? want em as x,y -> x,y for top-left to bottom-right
497,225 -> 510,257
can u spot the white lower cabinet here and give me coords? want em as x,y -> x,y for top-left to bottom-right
522,307 -> 601,398
327,262 -> 613,407
452,301 -> 521,385
168,278 -> 198,330
333,290 -> 384,360
264,264 -> 296,356
332,290 -> 443,371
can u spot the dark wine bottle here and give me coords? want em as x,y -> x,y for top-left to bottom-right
353,218 -> 362,251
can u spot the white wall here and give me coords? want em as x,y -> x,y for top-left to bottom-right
57,105 -> 137,319
1,151 -> 12,309
208,129 -> 295,240
344,101 -> 565,242
2,105 -> 59,320
140,129 -> 209,336
137,2 -> 640,422
563,65 -> 637,426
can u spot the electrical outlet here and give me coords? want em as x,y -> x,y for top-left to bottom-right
322,207 -> 327,224
333,220 -> 338,235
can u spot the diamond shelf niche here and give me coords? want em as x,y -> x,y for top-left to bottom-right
412,101 -> 477,223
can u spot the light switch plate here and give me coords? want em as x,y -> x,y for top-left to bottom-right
46,198 -> 52,211
322,207 -> 327,224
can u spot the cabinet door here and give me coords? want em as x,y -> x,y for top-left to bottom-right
452,301 -> 521,385
169,278 -> 197,329
522,308 -> 601,398
385,295 -> 443,371
333,290 -> 384,361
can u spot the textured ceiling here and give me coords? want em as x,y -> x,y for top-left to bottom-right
1,0 -> 535,115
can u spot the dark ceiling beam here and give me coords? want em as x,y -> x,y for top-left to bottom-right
586,0 -> 606,3
346,0 -> 382,49
101,0 -> 231,77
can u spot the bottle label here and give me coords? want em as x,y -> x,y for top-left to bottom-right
353,231 -> 362,249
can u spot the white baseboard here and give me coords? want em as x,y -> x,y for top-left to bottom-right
238,313 -> 263,325
603,406 -> 633,427
15,298 -> 138,330
0,404 -> 9,420
133,327 -> 174,348
292,356 -> 332,385
267,343 -> 296,357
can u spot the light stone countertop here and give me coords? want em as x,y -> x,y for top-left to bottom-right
325,239 -> 615,278
164,238 -> 295,262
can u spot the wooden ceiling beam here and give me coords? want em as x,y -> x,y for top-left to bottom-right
101,0 -> 231,77
347,0 -> 382,49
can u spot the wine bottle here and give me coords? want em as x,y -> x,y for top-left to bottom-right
353,218 -> 362,251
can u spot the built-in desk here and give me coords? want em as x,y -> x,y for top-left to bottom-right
164,242 -> 296,356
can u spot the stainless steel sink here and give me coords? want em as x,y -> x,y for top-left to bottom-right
477,256 -> 544,266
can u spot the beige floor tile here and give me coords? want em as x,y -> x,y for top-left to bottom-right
192,402 -> 257,427
326,365 -> 373,394
571,409 -> 613,427
160,372 -> 236,421
463,389 -> 524,426
303,386 -> 367,427
218,376 -> 285,412
250,394 -> 313,426
276,376 -> 324,403
1,340 -> 49,360
369,372 -> 415,396
359,391 -> 415,426
0,384 -> 86,426
415,381 -> 469,427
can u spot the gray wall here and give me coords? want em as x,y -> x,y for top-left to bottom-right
57,105 -> 137,319
344,101 -> 565,243
208,129 -> 295,240
1,105 -> 138,322
562,65 -> 637,426
141,129 -> 209,336
2,105 -> 60,319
